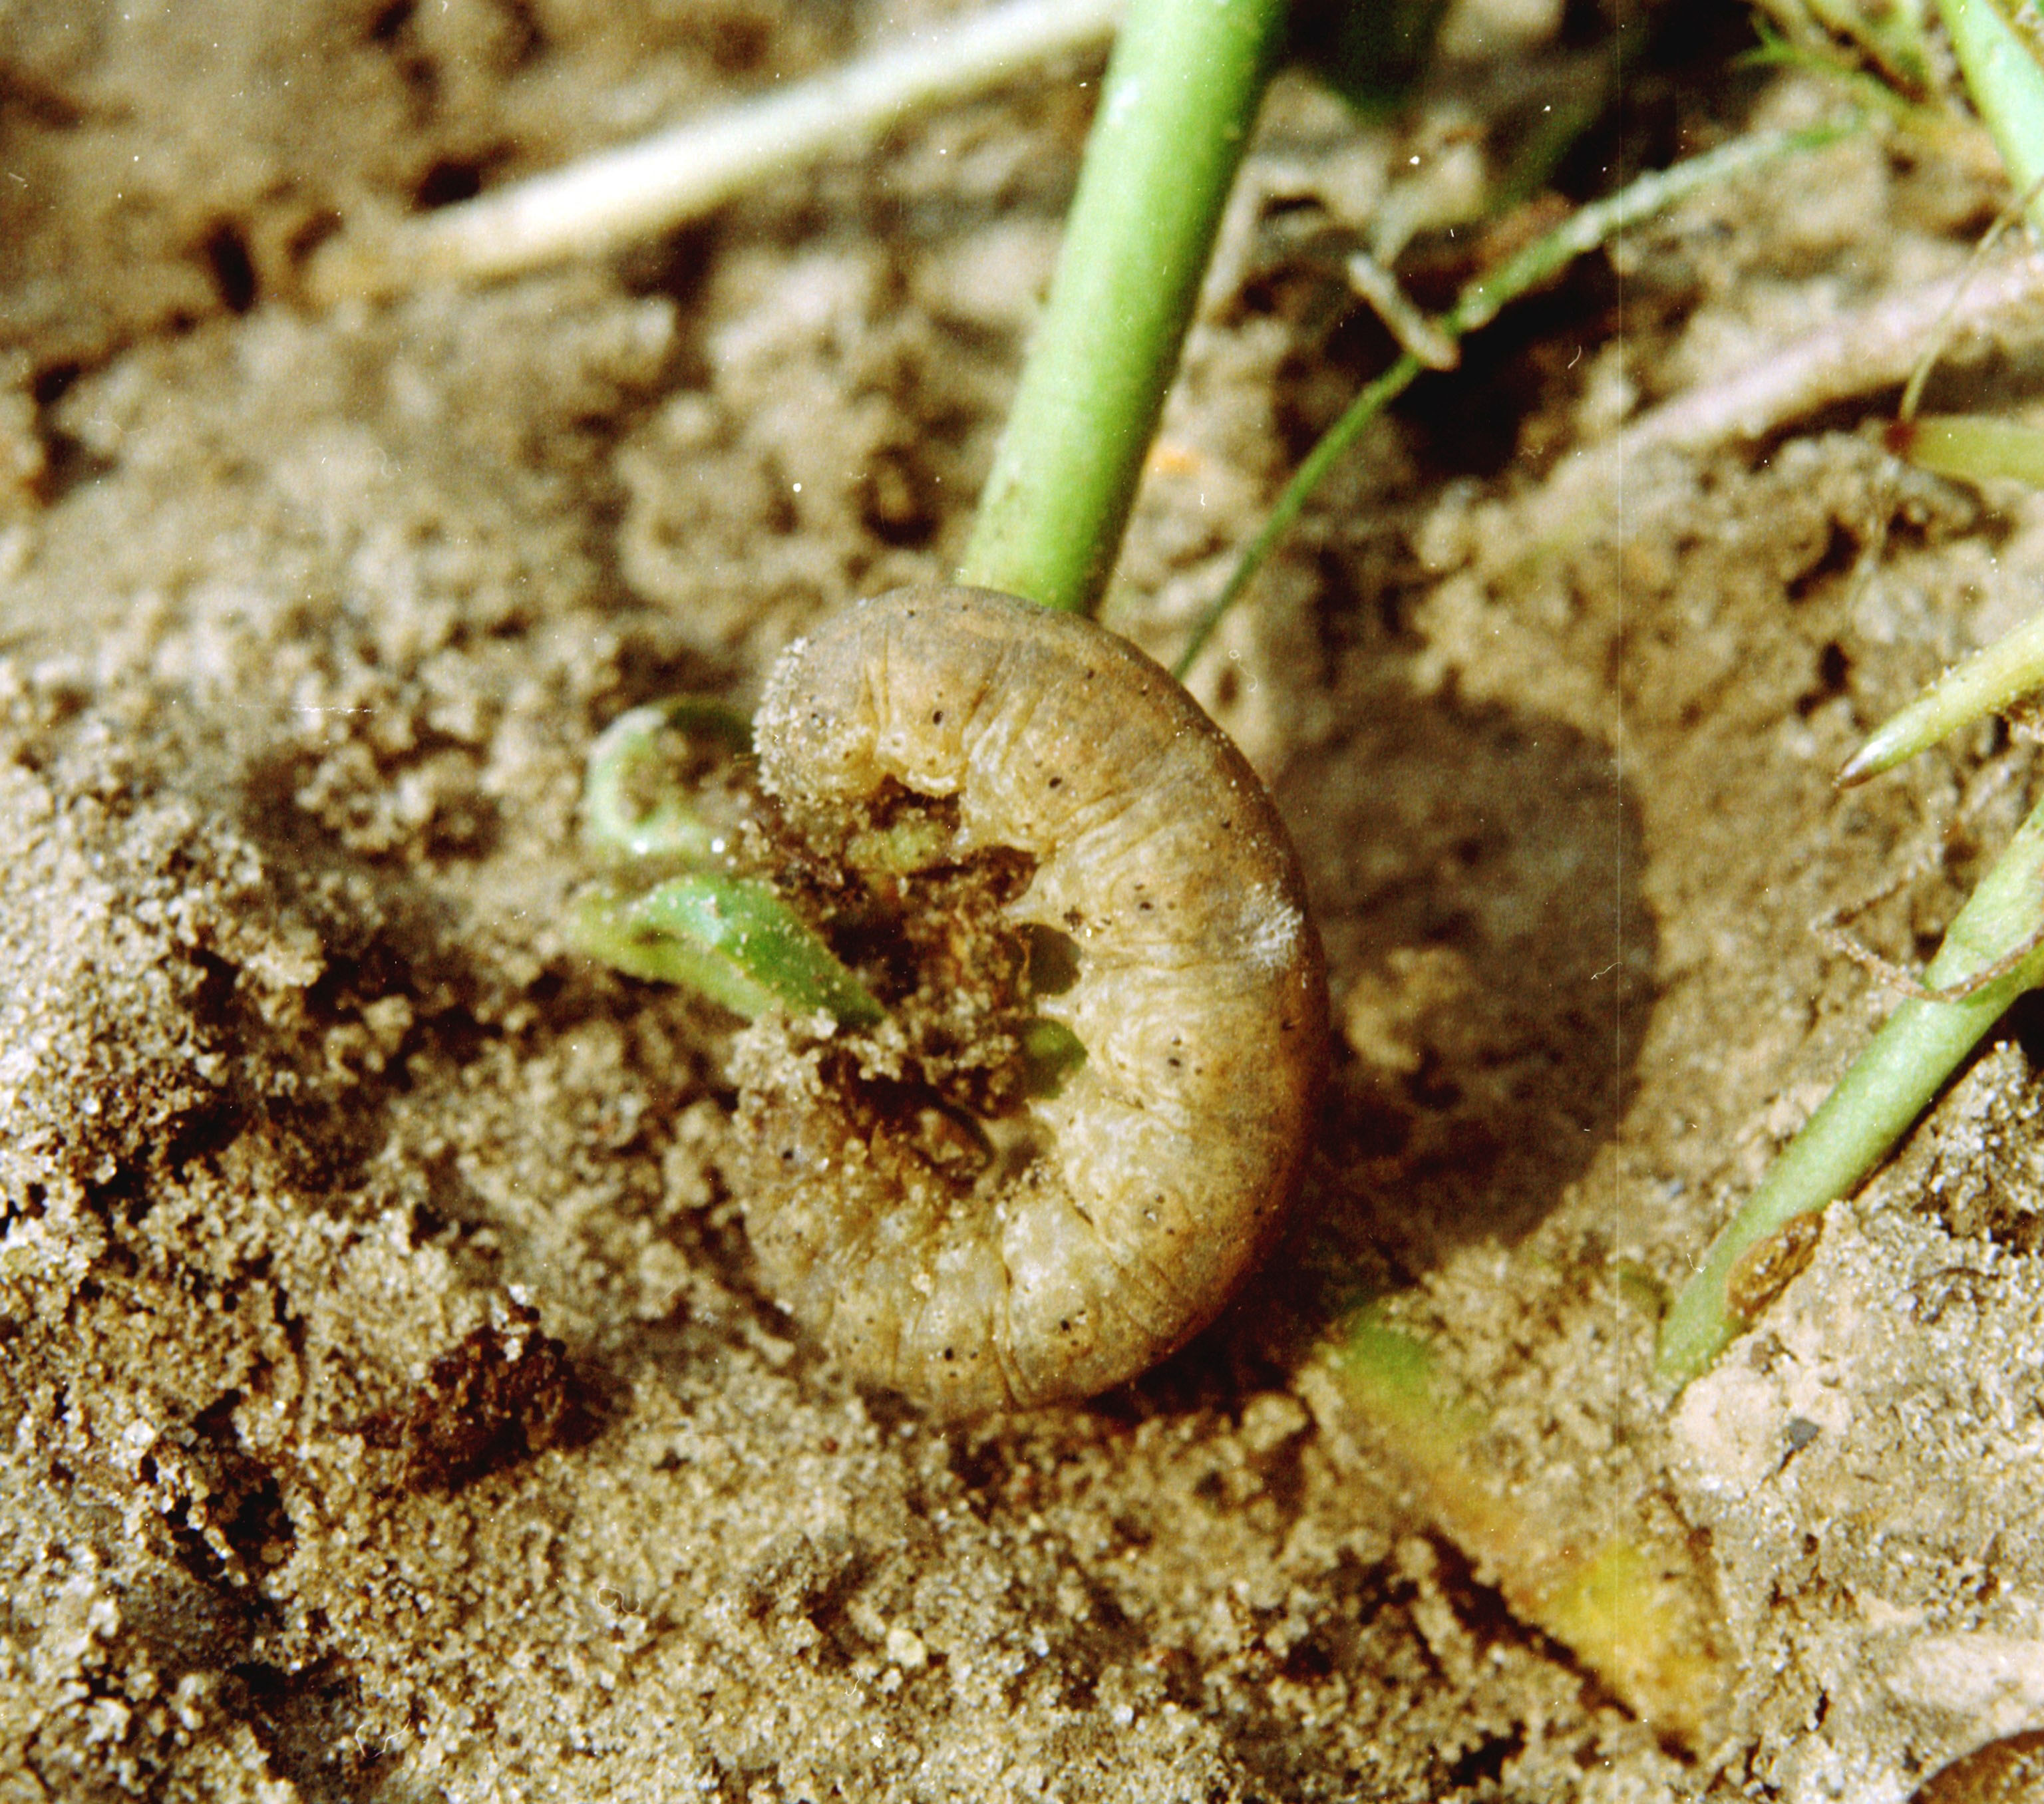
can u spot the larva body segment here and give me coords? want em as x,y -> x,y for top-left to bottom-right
742,585 -> 1326,1416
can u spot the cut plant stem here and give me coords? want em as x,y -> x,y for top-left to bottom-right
1326,1310 -> 1726,1748
307,0 -> 1125,301
1655,788 -> 2044,1392
582,698 -> 753,863
957,0 -> 1287,616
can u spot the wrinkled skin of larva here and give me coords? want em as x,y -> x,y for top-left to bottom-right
742,585 -> 1328,1416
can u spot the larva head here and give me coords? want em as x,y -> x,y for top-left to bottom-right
741,585 -> 1327,1416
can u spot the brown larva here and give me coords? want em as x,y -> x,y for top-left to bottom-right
736,584 -> 1327,1417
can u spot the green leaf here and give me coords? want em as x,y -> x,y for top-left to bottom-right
572,874 -> 884,1028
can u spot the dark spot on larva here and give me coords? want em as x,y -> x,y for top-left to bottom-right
1047,776 -> 1063,788
931,710 -> 944,724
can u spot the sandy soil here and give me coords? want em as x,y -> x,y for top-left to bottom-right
5,2 -> 2044,1799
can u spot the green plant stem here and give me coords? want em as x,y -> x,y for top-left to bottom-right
1655,789 -> 2044,1391
1840,596 -> 2044,784
1174,118 -> 1858,676
957,0 -> 1287,615
1174,350 -> 1419,675
1940,0 -> 2044,229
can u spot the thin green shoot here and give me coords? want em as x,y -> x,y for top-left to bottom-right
1654,790 -> 2044,1390
956,0 -> 1288,616
1749,0 -> 1934,96
1839,603 -> 2044,785
1173,118 -> 1862,678
1742,25 -> 1958,140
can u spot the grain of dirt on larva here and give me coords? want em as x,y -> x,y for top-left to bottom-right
5,2 -> 2044,1799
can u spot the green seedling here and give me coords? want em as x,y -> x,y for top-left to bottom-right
1655,800 -> 2044,1389
572,696 -> 883,1028
573,873 -> 884,1028
1175,117 -> 1859,673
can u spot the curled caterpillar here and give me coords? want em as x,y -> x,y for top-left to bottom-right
737,585 -> 1327,1416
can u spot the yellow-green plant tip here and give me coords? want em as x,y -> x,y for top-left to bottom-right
1531,1537 -> 1727,1747
1840,603 -> 2044,784
1334,1308 -> 1485,1449
583,698 -> 753,863
1894,412 -> 2044,487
